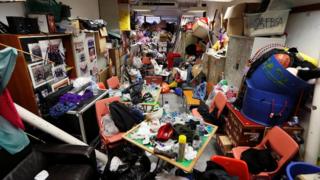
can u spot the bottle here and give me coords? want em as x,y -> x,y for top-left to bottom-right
192,135 -> 201,150
163,101 -> 170,115
177,135 -> 186,162
91,76 -> 98,96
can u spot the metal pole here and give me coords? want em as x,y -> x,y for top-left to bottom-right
14,103 -> 108,165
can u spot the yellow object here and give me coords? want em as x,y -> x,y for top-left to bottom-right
169,81 -> 178,88
118,3 -> 131,31
284,48 -> 318,67
179,135 -> 187,144
183,90 -> 200,106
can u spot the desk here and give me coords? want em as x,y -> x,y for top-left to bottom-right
123,121 -> 218,172
66,90 -> 108,143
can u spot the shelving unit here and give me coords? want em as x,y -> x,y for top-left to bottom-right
0,33 -> 76,115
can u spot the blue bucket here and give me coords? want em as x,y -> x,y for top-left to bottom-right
286,162 -> 320,180
248,55 -> 311,96
241,80 -> 296,126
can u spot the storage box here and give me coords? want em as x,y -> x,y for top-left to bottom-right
224,3 -> 246,36
244,9 -> 290,37
192,20 -> 209,39
216,135 -> 233,156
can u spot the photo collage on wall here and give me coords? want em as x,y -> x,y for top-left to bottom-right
27,38 -> 68,98
86,35 -> 98,78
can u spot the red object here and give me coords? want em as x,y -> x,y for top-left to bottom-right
142,56 -> 151,65
198,17 -> 209,24
95,96 -> 124,148
0,89 -> 25,130
145,76 -> 162,85
232,126 -> 299,179
157,123 -> 174,142
185,22 -> 193,30
107,76 -> 120,89
167,52 -> 181,70
211,155 -> 250,180
161,82 -> 170,93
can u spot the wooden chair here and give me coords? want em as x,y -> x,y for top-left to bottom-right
95,96 -> 124,149
232,126 -> 299,179
106,76 -> 120,89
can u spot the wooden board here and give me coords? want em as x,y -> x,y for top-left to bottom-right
225,35 -> 253,89
123,121 -> 218,172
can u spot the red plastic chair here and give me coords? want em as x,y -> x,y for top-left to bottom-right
97,82 -> 106,90
211,155 -> 250,180
192,91 -> 227,120
232,126 -> 299,179
107,76 -> 120,89
95,96 -> 124,149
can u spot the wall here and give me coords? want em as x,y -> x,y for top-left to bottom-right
285,10 -> 320,159
99,0 -> 120,33
0,2 -> 25,25
58,0 -> 99,19
0,0 -> 99,26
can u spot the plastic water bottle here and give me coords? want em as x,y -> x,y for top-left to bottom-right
163,101 -> 170,115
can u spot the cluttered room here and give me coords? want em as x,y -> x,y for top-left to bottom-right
1,0 -> 320,179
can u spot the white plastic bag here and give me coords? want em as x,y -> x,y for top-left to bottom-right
133,56 -> 143,69
102,114 -> 119,136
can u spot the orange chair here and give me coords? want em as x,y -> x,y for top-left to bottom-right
107,76 -> 120,89
232,126 -> 299,179
192,91 -> 227,120
211,155 -> 250,180
95,96 -> 124,149
97,82 -> 106,90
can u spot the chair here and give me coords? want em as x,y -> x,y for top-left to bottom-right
97,82 -> 106,90
106,76 -> 120,89
211,155 -> 250,180
232,126 -> 299,179
3,144 -> 98,180
95,96 -> 124,149
192,91 -> 227,120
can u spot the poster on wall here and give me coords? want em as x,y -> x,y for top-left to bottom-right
52,64 -> 67,82
28,61 -> 54,88
27,43 -> 43,62
73,35 -> 90,77
39,39 -> 65,65
87,36 -> 97,62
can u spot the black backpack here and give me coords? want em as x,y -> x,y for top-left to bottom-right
240,148 -> 278,174
109,101 -> 138,131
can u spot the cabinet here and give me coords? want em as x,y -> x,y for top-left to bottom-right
202,53 -> 226,84
0,34 -> 76,115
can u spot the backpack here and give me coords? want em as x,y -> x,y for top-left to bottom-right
240,148 -> 278,174
109,102 -> 137,131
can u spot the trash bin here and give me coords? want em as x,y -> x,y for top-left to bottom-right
286,161 -> 320,180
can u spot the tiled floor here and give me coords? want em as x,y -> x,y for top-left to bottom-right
161,93 -> 217,172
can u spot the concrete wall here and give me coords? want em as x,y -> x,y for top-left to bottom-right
0,2 -> 26,25
58,0 -> 99,19
0,0 -> 99,26
99,0 -> 120,32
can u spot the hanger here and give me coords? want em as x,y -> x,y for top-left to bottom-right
0,42 -> 54,64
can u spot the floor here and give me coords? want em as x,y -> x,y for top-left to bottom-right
160,93 -> 217,172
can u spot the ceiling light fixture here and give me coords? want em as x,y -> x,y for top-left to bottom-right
187,0 -> 206,13
131,5 -> 152,12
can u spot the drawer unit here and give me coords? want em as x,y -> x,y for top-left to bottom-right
224,103 -> 265,147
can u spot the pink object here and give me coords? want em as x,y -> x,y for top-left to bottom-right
95,96 -> 124,146
97,82 -> 106,90
211,155 -> 250,180
192,92 -> 227,122
107,76 -> 120,89
232,126 -> 299,179
0,89 -> 25,130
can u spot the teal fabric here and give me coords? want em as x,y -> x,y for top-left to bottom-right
0,47 -> 29,154
0,48 -> 17,93
0,116 -> 30,154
